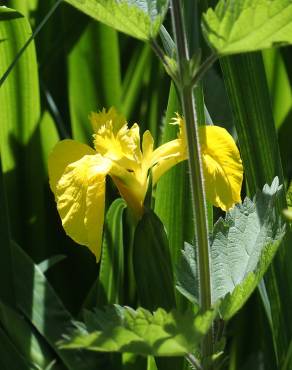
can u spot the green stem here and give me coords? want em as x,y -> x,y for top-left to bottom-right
170,0 -> 213,360
191,53 -> 218,87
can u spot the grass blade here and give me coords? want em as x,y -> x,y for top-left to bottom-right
0,7 -> 47,258
221,52 -> 292,365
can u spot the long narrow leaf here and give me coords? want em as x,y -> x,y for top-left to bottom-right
0,7 -> 47,258
221,52 -> 292,365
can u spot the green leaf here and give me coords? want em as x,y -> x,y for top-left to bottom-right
263,48 -> 292,130
64,0 -> 169,41
82,199 -> 126,310
154,84 -> 193,271
202,0 -> 292,55
13,241 -> 101,370
220,52 -> 291,360
0,161 -> 15,307
133,210 -> 176,311
0,301 -> 57,369
0,325 -> 31,370
67,22 -> 122,143
98,198 -> 126,305
0,7 -> 47,259
60,305 -> 216,356
177,178 -> 286,320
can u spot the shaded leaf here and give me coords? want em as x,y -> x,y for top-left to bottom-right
98,198 -> 126,305
13,241 -> 101,370
64,0 -> 169,41
177,178 -> 286,320
133,210 -> 176,311
0,301 -> 57,370
203,0 -> 292,55
60,305 -> 216,356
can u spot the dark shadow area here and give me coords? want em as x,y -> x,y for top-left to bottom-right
0,10 -> 23,22
278,109 -> 292,181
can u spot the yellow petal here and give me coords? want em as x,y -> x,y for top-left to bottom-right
90,107 -> 126,134
151,139 -> 184,184
48,139 -> 95,193
91,108 -> 142,170
200,126 -> 243,211
55,154 -> 111,261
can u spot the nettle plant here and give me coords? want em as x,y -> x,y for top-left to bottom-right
46,1 -> 291,369
1,0 -> 292,370
41,0 -> 292,369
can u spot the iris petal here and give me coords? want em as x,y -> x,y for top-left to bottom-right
48,139 -> 95,193
200,126 -> 243,211
54,154 -> 111,261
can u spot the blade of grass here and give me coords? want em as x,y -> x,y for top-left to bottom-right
0,161 -> 15,307
263,48 -> 292,131
154,84 -> 194,277
0,0 -> 63,87
221,52 -> 292,365
13,241 -> 101,370
121,43 -> 152,118
67,22 -> 121,143
0,7 -> 47,259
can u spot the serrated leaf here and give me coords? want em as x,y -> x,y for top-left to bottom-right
202,0 -> 292,55
177,178 -> 286,320
64,0 -> 169,41
60,305 -> 216,356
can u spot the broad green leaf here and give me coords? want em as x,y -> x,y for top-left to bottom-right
60,305 -> 216,356
177,178 -> 286,320
202,0 -> 292,55
133,210 -> 176,311
64,0 -> 169,41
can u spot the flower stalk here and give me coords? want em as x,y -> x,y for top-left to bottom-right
170,0 -> 213,360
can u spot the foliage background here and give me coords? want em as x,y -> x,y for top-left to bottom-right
0,0 -> 292,369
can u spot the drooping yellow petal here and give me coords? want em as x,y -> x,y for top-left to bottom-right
48,139 -> 95,193
55,154 -> 111,261
200,126 -> 243,211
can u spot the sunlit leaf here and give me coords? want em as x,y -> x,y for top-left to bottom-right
203,0 -> 292,55
60,305 -> 216,356
177,178 -> 286,320
64,0 -> 169,40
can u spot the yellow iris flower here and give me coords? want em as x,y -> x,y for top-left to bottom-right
48,108 -> 243,261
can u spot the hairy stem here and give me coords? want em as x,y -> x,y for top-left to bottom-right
170,0 -> 213,361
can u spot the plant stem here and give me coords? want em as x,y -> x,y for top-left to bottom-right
191,53 -> 218,87
170,0 -> 213,361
